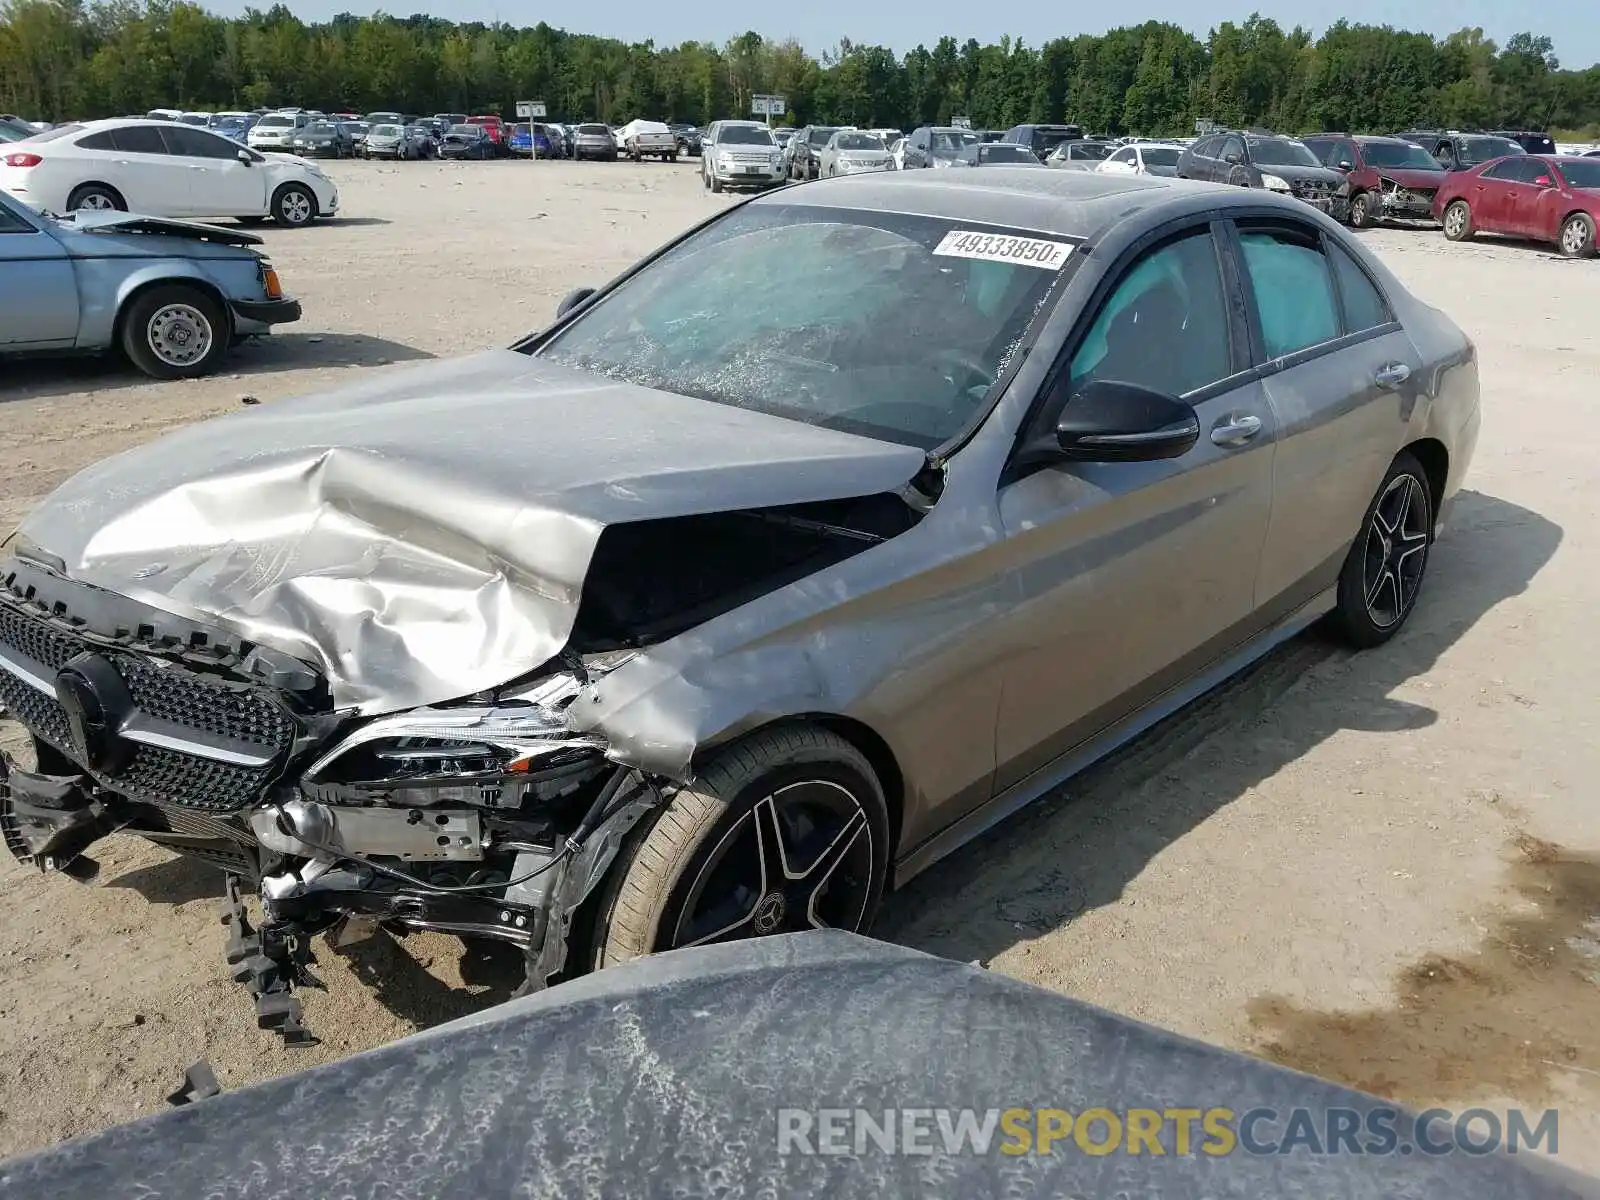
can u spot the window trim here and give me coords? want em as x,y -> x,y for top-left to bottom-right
1223,213 -> 1402,373
1003,214 -> 1253,481
1322,233 -> 1395,335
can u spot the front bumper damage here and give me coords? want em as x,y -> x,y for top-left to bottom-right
0,563 -> 669,1045
1377,178 -> 1438,220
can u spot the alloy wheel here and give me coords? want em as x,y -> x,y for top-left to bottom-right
1443,203 -> 1468,238
146,303 -> 214,368
1561,217 -> 1590,256
279,189 -> 313,224
76,192 -> 116,211
1361,472 -> 1429,629
668,780 -> 874,948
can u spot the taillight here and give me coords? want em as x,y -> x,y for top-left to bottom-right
3,152 -> 42,168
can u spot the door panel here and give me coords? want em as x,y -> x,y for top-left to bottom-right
983,224 -> 1274,800
185,158 -> 268,215
991,382 -> 1276,791
1471,177 -> 1515,231
0,228 -> 77,346
1255,332 -> 1419,602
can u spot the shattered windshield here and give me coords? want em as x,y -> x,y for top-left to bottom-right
1363,140 -> 1442,169
537,205 -> 1073,448
1248,138 -> 1322,167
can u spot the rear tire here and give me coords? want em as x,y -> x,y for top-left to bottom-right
119,284 -> 229,380
1330,451 -> 1434,649
592,725 -> 890,970
1441,200 -> 1474,242
65,183 -> 125,212
1347,191 -> 1374,229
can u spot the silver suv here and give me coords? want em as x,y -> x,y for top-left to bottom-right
701,120 -> 785,192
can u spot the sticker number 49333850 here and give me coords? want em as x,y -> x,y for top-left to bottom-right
932,229 -> 1075,270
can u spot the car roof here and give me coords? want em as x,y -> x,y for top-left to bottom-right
754,169 -> 1301,241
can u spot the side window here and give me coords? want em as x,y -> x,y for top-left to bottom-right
110,125 -> 168,154
1482,158 -> 1530,182
1110,148 -> 1135,165
161,126 -> 237,159
1236,223 -> 1340,359
76,131 -> 116,151
1068,229 -> 1234,398
0,201 -> 34,233
1328,240 -> 1391,333
1221,135 -> 1245,161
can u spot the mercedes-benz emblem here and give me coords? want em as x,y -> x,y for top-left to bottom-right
54,653 -> 135,773
752,892 -> 786,934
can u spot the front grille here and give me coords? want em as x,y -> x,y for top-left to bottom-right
1292,179 -> 1339,199
0,599 -> 297,813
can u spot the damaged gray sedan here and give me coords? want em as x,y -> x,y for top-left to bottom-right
0,171 -> 1479,1039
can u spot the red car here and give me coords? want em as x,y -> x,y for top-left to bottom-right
1302,134 -> 1449,228
467,114 -> 509,155
1434,154 -> 1600,258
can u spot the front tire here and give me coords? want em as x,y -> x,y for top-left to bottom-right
272,182 -> 317,226
1330,452 -> 1433,648
1558,212 -> 1596,259
119,284 -> 229,380
710,173 -> 722,193
1442,199 -> 1474,242
1347,191 -> 1374,228
592,725 -> 890,970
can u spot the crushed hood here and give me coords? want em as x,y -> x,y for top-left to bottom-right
11,351 -> 925,715
57,210 -> 264,247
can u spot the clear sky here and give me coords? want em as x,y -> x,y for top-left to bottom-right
217,0 -> 1600,71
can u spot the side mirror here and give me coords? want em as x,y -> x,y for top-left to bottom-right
556,287 -> 595,319
1534,174 -> 1554,187
1050,379 -> 1200,463
1335,159 -> 1354,171
237,149 -> 253,165
1223,151 -> 1243,165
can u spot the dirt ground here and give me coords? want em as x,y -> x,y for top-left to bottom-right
1,159 -> 1598,1168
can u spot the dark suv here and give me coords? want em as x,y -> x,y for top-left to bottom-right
787,125 -> 845,180
1176,131 -> 1349,219
1491,130 -> 1557,155
1301,134 -> 1448,227
1001,123 -> 1083,159
1394,131 -> 1526,172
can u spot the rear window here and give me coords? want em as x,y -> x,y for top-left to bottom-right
809,127 -> 842,146
27,124 -> 85,143
577,124 -> 610,135
1142,147 -> 1181,166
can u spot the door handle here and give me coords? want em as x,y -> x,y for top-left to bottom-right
1374,362 -> 1412,390
1210,413 -> 1263,447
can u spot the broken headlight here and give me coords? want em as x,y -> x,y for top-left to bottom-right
301,690 -> 605,811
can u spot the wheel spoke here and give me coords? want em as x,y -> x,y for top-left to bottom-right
803,810 -> 869,929
1365,564 -> 1395,612
1391,479 -> 1414,534
677,891 -> 760,947
752,794 -> 797,883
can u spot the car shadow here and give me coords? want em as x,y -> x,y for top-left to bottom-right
328,930 -> 524,1027
316,216 -> 391,227
103,852 -> 228,906
876,489 -> 1562,966
0,334 -> 434,404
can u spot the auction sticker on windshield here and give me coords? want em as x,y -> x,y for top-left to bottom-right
933,230 -> 1076,270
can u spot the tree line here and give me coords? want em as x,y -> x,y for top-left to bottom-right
3,1 -> 1599,139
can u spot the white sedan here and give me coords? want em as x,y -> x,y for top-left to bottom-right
1096,141 -> 1186,177
0,118 -> 339,226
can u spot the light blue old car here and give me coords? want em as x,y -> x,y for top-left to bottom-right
0,187 -> 300,379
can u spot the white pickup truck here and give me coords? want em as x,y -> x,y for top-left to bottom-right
619,119 -> 679,161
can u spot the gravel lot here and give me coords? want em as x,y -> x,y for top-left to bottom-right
2,158 -> 1598,1166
